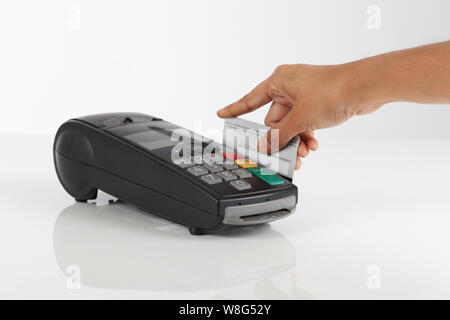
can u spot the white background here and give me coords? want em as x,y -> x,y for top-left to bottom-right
0,0 -> 449,138
1,0 -> 450,299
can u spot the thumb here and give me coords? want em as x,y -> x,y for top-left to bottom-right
258,114 -> 301,154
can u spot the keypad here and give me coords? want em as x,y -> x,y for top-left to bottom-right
222,162 -> 238,170
202,163 -> 224,173
201,173 -> 222,185
182,149 -> 287,190
187,165 -> 209,176
230,179 -> 251,191
232,168 -> 252,179
217,170 -> 237,181
235,158 -> 258,168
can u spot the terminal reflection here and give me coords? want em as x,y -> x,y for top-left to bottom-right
53,199 -> 309,298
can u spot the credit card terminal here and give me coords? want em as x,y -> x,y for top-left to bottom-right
53,113 -> 298,235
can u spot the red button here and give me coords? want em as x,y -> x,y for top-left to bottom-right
222,152 -> 243,161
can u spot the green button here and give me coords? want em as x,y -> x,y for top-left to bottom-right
249,167 -> 285,185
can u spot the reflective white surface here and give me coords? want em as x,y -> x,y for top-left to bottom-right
2,133 -> 450,299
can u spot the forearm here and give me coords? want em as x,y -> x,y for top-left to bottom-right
218,41 -> 450,156
343,41 -> 450,114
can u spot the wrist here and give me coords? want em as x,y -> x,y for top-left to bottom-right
338,57 -> 394,115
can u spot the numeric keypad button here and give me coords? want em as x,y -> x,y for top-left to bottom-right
230,179 -> 252,191
187,165 -> 209,176
231,169 -> 252,179
202,163 -> 224,173
217,171 -> 237,181
201,174 -> 222,185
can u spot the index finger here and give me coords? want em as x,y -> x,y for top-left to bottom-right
217,79 -> 272,118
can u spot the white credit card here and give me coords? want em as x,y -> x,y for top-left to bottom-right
223,118 -> 300,180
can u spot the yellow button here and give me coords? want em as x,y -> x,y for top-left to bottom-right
235,158 -> 257,168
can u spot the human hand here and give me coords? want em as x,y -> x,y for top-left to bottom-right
217,42 -> 450,170
217,63 -> 374,169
